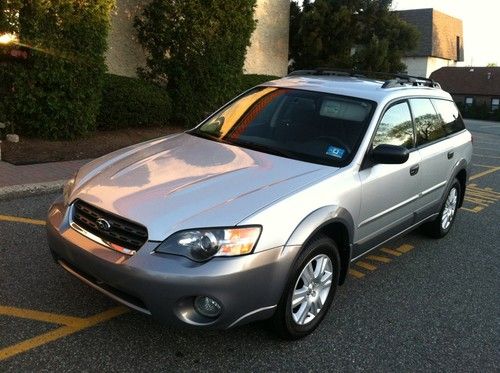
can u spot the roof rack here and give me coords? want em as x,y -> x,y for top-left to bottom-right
287,67 -> 441,89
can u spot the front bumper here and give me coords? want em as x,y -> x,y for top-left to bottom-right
46,200 -> 299,329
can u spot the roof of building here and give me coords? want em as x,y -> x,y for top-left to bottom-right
395,8 -> 464,61
430,67 -> 500,96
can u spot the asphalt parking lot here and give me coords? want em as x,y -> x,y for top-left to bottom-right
1,120 -> 499,372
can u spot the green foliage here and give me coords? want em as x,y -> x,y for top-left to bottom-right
289,0 -> 419,73
457,102 -> 499,121
135,0 -> 257,127
0,0 -> 113,139
97,74 -> 172,130
239,74 -> 279,91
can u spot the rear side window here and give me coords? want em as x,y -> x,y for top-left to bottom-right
409,98 -> 445,146
431,99 -> 465,135
373,102 -> 414,149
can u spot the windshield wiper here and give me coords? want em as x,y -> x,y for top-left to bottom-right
229,139 -> 296,159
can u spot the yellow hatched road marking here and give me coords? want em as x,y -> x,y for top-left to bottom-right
0,306 -> 128,361
461,206 -> 484,213
348,269 -> 365,278
396,244 -> 414,253
355,261 -> 377,271
0,306 -> 87,327
366,255 -> 392,263
380,248 -> 402,257
469,166 -> 500,181
0,214 -> 46,226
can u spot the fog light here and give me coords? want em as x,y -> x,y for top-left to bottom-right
194,296 -> 222,318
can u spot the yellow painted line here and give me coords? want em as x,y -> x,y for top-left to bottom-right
472,164 -> 497,168
380,248 -> 402,257
469,166 -> 500,180
0,214 -> 46,226
396,244 -> 414,253
473,154 -> 500,159
461,206 -> 484,213
355,261 -> 377,271
0,306 -> 86,327
348,269 -> 365,278
0,306 -> 128,362
366,255 -> 392,263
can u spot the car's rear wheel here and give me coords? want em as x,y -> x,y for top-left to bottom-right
271,234 -> 340,339
424,179 -> 461,238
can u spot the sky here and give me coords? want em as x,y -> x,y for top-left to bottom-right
392,0 -> 499,66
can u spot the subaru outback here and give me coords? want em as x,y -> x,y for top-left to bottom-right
47,70 -> 472,339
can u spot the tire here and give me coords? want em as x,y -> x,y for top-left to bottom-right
271,234 -> 340,340
424,178 -> 461,238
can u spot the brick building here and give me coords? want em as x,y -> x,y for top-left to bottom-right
395,9 -> 464,78
105,0 -> 290,78
430,67 -> 500,111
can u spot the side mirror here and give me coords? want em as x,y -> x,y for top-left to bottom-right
371,144 -> 409,164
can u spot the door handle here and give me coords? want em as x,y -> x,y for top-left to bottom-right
447,151 -> 454,159
410,164 -> 419,176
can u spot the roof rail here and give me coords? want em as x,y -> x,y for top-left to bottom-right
287,68 -> 441,89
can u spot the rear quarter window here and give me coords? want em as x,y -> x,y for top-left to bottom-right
431,99 -> 466,135
409,98 -> 446,146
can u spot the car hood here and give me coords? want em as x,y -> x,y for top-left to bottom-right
72,133 -> 337,240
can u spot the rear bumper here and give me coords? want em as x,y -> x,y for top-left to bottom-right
46,200 -> 299,329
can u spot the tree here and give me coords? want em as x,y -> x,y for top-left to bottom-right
289,0 -> 419,73
135,0 -> 257,126
487,62 -> 497,67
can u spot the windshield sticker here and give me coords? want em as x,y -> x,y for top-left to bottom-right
326,145 -> 345,158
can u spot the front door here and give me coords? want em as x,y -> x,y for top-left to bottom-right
355,101 -> 421,257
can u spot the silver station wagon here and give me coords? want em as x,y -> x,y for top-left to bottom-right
47,70 -> 472,339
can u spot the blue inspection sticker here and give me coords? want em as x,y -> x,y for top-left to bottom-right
325,145 -> 345,159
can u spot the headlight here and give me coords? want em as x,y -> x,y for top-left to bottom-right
155,226 -> 262,261
63,175 -> 76,205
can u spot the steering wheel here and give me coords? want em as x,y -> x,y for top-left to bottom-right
315,136 -> 352,154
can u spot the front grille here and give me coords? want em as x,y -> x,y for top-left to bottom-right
72,199 -> 148,252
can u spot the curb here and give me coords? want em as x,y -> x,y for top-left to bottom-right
0,180 -> 65,201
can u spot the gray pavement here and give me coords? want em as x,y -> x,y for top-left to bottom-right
0,122 -> 499,372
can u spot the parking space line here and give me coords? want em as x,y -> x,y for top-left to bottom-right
366,255 -> 392,263
380,248 -> 402,257
355,261 -> 377,271
348,269 -> 365,278
0,214 -> 46,226
0,306 -> 87,328
469,166 -> 500,181
473,154 -> 500,159
0,306 -> 128,362
396,244 -> 414,253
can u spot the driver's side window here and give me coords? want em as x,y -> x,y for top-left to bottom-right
373,102 -> 414,149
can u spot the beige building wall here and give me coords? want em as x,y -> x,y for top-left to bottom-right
105,0 -> 147,77
402,56 -> 457,78
106,0 -> 290,78
244,0 -> 290,77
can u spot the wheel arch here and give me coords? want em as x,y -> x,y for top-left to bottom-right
285,206 -> 354,285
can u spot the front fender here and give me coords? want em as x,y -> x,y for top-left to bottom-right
285,205 -> 354,247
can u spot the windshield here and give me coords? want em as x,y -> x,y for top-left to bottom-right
189,87 -> 375,166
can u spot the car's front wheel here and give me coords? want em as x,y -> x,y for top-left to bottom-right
272,234 -> 340,339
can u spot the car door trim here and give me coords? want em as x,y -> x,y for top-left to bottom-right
358,193 -> 420,228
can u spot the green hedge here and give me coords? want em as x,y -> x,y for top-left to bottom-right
456,102 -> 500,122
239,74 -> 280,91
0,0 -> 113,140
97,74 -> 172,130
135,0 -> 257,127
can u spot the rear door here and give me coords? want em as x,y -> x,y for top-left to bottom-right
409,98 -> 465,219
356,101 -> 421,256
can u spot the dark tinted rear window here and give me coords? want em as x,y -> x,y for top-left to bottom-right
409,98 -> 445,146
431,99 -> 466,135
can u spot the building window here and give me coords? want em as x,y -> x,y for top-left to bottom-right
492,98 -> 500,111
465,97 -> 474,106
